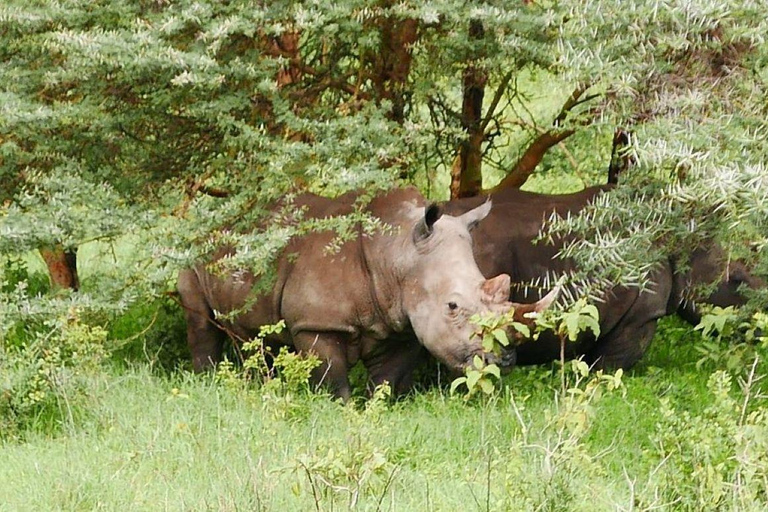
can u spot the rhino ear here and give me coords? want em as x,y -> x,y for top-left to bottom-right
459,199 -> 492,231
413,203 -> 443,243
482,274 -> 511,304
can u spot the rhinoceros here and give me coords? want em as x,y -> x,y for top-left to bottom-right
443,185 -> 763,369
178,187 -> 552,399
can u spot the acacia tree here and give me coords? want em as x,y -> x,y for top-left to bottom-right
1,0 -> 767,331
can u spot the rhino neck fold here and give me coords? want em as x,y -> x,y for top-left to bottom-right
359,224 -> 409,335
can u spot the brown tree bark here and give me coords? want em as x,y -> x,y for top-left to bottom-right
450,20 -> 487,199
40,246 -> 79,291
273,31 -> 302,88
607,128 -> 634,185
371,17 -> 418,123
490,83 -> 597,192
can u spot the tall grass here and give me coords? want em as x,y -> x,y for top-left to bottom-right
2,306 -> 768,510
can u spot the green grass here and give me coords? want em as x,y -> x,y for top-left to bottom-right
2,306 -> 767,510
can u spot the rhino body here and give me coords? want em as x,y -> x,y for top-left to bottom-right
178,187 -> 541,399
444,185 -> 761,369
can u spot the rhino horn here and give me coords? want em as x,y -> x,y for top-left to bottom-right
413,203 -> 442,242
458,198 -> 492,231
511,284 -> 562,322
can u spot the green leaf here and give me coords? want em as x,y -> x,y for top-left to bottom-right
584,318 -> 601,338
479,378 -> 495,395
482,334 -> 495,352
565,314 -> 581,342
450,377 -> 467,394
483,363 -> 501,379
466,370 -> 481,391
574,360 -> 590,377
510,322 -> 531,338
492,328 -> 509,347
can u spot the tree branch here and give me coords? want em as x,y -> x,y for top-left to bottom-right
489,83 -> 598,192
480,71 -> 514,132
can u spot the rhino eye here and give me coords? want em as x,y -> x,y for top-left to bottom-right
448,301 -> 458,311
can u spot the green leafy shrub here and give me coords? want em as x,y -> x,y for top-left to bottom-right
695,308 -> 768,372
108,296 -> 188,371
450,354 -> 502,398
0,312 -> 109,439
497,361 -> 625,509
648,367 -> 768,510
1,257 -> 49,296
450,308 -> 535,398
289,383 -> 396,509
215,321 -> 321,403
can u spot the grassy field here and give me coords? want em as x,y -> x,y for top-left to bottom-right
2,300 -> 768,511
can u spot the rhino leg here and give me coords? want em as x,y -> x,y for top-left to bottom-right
293,331 -> 352,401
365,340 -> 428,396
586,319 -> 658,370
178,269 -> 226,371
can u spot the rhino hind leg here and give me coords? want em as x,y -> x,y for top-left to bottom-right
293,331 -> 352,401
178,269 -> 226,371
586,318 -> 658,370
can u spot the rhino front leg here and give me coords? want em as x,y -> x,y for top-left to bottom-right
178,269 -> 226,371
365,340 -> 428,396
293,331 -> 352,401
586,318 -> 658,370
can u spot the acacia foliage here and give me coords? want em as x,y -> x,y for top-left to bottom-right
0,0 -> 767,327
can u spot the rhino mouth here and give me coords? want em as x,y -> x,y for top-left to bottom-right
462,348 -> 517,371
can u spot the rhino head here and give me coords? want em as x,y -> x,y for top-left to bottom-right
674,246 -> 764,325
401,201 -> 553,373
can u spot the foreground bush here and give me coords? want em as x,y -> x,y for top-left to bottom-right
0,313 -> 108,439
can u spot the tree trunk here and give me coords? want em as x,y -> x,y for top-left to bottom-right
607,128 -> 634,185
273,31 -> 302,88
372,17 -> 418,124
450,19 -> 487,200
40,246 -> 79,291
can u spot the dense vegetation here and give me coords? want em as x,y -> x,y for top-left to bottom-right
2,1 -> 768,509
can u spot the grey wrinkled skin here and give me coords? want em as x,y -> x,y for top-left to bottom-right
443,185 -> 764,370
178,187 -> 550,400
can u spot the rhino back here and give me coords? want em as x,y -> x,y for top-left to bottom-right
188,191 -> 364,343
445,185 -> 674,366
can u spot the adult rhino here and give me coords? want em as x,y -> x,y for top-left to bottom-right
443,185 -> 763,369
178,187 -> 552,400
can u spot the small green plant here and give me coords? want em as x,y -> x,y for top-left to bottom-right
450,354 -> 502,398
695,309 -> 768,371
218,320 -> 321,397
535,298 -> 601,346
241,320 -> 288,382
1,257 -> 49,296
647,364 -> 768,510
270,347 -> 322,394
471,309 -> 532,356
450,308 -> 533,398
290,382 -> 396,509
0,311 -> 109,439
742,311 -> 768,344
535,298 -> 601,393
694,305 -> 740,340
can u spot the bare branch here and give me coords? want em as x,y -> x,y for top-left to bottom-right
480,71 -> 514,132
489,83 -> 599,192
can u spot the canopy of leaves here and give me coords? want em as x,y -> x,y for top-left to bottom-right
1,0 -> 767,330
